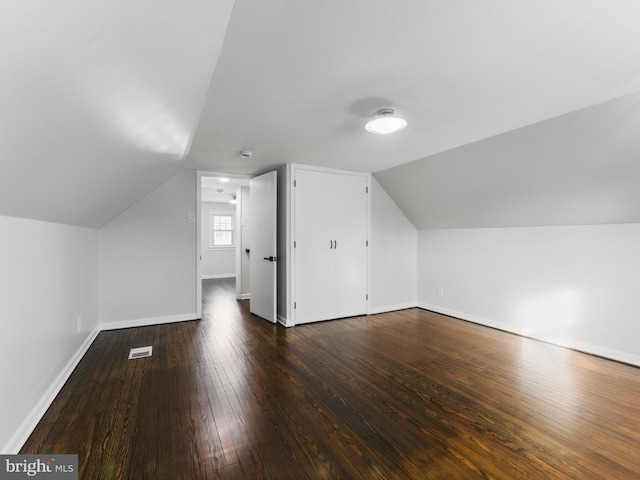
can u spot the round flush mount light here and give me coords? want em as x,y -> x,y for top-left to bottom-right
239,150 -> 253,158
365,108 -> 407,134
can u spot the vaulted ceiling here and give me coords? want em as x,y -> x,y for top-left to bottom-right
0,0 -> 235,227
3,1 -> 640,228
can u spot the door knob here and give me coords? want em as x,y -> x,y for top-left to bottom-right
263,256 -> 277,262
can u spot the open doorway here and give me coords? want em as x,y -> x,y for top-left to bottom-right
196,172 -> 251,318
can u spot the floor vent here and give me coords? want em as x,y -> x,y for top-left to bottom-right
128,346 -> 153,360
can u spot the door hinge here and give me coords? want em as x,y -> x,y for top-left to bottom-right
366,240 -> 368,247
294,302 -> 297,309
294,240 -> 297,248
366,186 -> 368,193
294,179 -> 297,187
366,294 -> 369,300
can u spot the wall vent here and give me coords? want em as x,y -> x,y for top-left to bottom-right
128,346 -> 153,360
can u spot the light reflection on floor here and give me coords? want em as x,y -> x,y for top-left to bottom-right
514,334 -> 582,430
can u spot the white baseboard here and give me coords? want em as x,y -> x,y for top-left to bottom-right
4,313 -> 199,452
418,302 -> 640,368
202,274 -> 236,280
569,342 -> 640,368
369,301 -> 417,315
239,293 -> 250,300
417,302 -> 515,333
277,314 -> 294,327
99,313 -> 198,331
2,329 -> 100,454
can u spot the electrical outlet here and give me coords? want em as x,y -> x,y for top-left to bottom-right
437,287 -> 444,298
187,213 -> 195,224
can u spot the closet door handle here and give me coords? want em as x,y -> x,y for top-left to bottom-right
330,240 -> 333,249
334,240 -> 337,249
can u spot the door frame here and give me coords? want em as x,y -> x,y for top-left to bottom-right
196,171 -> 251,318
289,164 -> 371,325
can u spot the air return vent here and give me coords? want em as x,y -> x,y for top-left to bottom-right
128,346 -> 153,360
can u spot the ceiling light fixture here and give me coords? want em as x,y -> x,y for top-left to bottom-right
219,177 -> 230,183
365,108 -> 407,134
239,150 -> 253,158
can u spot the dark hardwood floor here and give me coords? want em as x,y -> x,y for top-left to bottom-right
21,278 -> 640,479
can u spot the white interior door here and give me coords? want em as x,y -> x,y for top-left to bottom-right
249,171 -> 277,322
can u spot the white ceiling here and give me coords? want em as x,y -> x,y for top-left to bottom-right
0,0 -> 235,227
186,0 -> 640,176
375,90 -> 640,229
201,175 -> 248,204
4,1 -> 640,228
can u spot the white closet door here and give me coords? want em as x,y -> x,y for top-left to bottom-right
294,169 -> 367,324
330,173 -> 367,318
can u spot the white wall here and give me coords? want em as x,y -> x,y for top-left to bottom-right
201,202 -> 236,278
0,216 -> 98,453
99,170 -> 197,329
418,224 -> 640,366
369,178 -> 417,313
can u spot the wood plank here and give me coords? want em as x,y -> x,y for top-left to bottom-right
21,279 -> 640,479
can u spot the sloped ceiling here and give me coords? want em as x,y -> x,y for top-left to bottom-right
0,0 -> 235,227
375,91 -> 640,229
4,1 -> 640,228
186,0 -> 640,179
